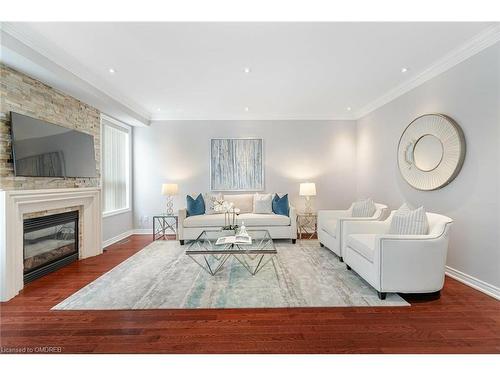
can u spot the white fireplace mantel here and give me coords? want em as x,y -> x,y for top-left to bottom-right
0,188 -> 102,301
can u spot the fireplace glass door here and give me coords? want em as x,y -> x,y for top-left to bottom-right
23,211 -> 79,283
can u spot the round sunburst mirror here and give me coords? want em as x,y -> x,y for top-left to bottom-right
398,114 -> 466,191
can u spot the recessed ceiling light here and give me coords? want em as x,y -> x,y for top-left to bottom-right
157,108 -> 161,111
108,68 -> 116,74
347,107 -> 352,111
401,67 -> 408,73
243,67 -> 251,74
244,107 -> 249,112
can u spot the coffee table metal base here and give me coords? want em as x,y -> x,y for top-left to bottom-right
186,229 -> 277,276
187,252 -> 233,276
187,249 -> 276,276
232,252 -> 276,276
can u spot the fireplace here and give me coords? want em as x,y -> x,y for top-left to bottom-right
23,211 -> 79,283
0,188 -> 101,301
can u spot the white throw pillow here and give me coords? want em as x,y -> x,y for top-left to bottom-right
223,194 -> 254,214
389,203 -> 429,235
203,193 -> 223,215
253,193 -> 273,214
352,198 -> 376,217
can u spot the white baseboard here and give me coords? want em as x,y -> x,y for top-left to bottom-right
101,228 -> 152,249
102,230 -> 134,249
132,228 -> 151,235
445,266 -> 500,300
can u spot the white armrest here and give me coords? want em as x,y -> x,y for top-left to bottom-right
374,224 -> 452,292
318,203 -> 387,225
178,208 -> 187,240
338,216 -> 380,223
318,209 -> 351,222
343,220 -> 390,236
289,205 -> 297,239
378,234 -> 440,241
373,205 -> 389,221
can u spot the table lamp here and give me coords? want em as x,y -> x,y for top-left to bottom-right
161,183 -> 179,215
299,182 -> 316,214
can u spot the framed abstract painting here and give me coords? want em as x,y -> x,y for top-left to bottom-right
210,138 -> 264,191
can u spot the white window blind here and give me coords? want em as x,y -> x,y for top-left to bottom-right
102,117 -> 130,215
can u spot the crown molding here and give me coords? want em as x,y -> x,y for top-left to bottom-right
149,114 -> 357,121
0,22 -> 151,123
355,24 -> 500,120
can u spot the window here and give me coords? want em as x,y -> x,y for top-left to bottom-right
102,115 -> 131,216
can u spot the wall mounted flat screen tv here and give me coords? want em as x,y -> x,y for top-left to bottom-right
10,112 -> 98,178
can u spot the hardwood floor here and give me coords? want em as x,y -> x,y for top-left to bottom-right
1,235 -> 498,354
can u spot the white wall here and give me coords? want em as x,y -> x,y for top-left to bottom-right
133,120 -> 357,229
356,43 -> 500,290
102,212 -> 134,244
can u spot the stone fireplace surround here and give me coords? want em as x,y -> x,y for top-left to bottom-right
0,188 -> 102,301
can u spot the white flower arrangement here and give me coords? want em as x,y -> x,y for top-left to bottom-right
214,200 -> 240,229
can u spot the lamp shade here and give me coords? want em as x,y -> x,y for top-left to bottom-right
161,183 -> 178,196
299,182 -> 316,196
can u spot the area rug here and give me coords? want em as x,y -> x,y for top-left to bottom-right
52,240 -> 409,309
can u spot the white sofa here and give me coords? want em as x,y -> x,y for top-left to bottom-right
178,194 -> 297,244
317,203 -> 388,262
342,211 -> 453,299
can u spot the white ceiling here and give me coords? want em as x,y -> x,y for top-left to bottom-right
1,22 -> 498,123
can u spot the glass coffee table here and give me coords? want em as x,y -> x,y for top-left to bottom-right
186,229 -> 276,276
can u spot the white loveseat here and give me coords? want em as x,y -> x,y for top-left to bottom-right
342,211 -> 453,299
317,203 -> 388,261
178,194 -> 297,244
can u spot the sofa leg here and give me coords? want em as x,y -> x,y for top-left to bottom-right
377,292 -> 387,300
319,242 -> 324,247
339,256 -> 343,262
346,264 -> 351,270
179,240 -> 185,245
291,239 -> 296,244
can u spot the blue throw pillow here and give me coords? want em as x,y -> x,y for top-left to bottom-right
272,194 -> 289,216
186,194 -> 205,217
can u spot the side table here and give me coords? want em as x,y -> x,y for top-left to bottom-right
296,212 -> 317,240
153,214 -> 178,241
